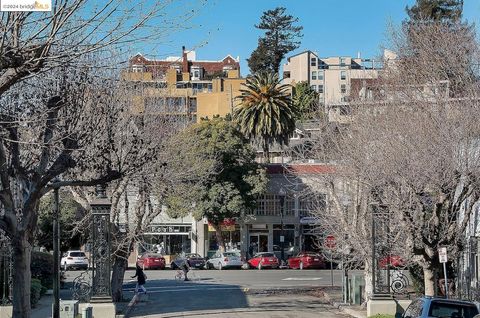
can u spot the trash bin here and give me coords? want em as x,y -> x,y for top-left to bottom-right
82,306 -> 93,318
55,300 -> 78,318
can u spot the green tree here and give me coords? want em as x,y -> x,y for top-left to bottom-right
163,118 -> 267,251
35,190 -> 86,253
234,72 -> 297,163
292,81 -> 322,121
406,0 -> 463,23
247,7 -> 303,74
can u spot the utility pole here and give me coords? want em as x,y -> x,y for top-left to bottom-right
53,185 -> 60,318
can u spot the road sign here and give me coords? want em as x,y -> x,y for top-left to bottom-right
325,235 -> 336,249
438,247 -> 448,263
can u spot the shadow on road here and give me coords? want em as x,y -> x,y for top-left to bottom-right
123,278 -> 249,317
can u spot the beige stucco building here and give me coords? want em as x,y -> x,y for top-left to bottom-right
282,51 -> 382,123
122,48 -> 245,123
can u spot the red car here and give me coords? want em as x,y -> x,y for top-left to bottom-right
288,252 -> 325,270
379,255 -> 404,269
248,252 -> 279,269
137,253 -> 166,270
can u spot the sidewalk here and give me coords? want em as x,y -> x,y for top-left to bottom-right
32,294 -> 54,318
319,287 -> 367,318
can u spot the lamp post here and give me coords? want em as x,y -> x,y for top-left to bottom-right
52,178 -> 60,318
90,184 -> 112,300
278,188 -> 286,263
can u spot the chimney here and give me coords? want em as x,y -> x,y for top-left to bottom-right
182,46 -> 188,73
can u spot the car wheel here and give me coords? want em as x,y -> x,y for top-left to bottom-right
299,262 -> 304,270
258,262 -> 262,270
218,262 -> 223,270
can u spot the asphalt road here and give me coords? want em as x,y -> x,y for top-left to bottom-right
122,268 -> 354,317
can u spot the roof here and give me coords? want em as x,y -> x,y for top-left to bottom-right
266,164 -> 335,175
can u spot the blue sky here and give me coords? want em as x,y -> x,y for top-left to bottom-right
134,0 -> 480,76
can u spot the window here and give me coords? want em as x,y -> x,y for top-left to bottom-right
340,57 -> 346,66
318,85 -> 324,94
311,85 -> 317,91
310,57 -> 317,66
131,65 -> 144,73
311,71 -> 317,80
283,71 -> 291,78
341,84 -> 346,94
341,71 -> 346,80
318,70 -> 324,80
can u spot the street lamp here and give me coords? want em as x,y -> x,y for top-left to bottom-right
278,187 -> 286,263
52,177 -> 61,318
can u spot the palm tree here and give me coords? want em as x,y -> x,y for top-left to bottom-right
234,72 -> 297,163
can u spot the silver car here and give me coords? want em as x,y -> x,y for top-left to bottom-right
206,251 -> 243,270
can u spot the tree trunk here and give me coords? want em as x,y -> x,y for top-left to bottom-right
111,255 -> 128,302
211,224 -> 225,252
423,266 -> 436,297
363,260 -> 373,305
12,235 -> 32,318
262,141 -> 270,164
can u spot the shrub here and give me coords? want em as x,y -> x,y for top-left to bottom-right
31,278 -> 43,307
31,251 -> 54,290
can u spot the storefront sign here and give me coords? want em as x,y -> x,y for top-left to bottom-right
300,217 -> 321,225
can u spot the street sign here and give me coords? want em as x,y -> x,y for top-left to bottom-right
325,235 -> 336,249
438,247 -> 448,263
279,235 -> 285,243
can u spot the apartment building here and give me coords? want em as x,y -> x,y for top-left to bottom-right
282,51 -> 381,123
123,47 -> 245,122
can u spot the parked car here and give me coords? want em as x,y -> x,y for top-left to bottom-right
248,252 -> 279,270
171,253 -> 206,269
273,245 -> 298,260
206,251 -> 243,270
137,253 -> 166,270
403,297 -> 479,318
61,250 -> 88,270
379,255 -> 405,269
288,252 -> 325,270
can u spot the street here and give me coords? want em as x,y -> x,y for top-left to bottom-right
122,269 -> 354,317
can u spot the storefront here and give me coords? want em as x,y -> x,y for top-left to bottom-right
139,224 -> 192,256
206,221 -> 241,257
300,217 -> 322,252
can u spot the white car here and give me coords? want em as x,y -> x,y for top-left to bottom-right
206,251 -> 243,270
61,250 -> 89,270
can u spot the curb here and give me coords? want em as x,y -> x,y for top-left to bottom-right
123,294 -> 139,318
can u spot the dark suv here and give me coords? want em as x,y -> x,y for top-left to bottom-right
403,297 -> 479,318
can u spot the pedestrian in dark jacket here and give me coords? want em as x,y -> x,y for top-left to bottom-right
132,264 -> 147,294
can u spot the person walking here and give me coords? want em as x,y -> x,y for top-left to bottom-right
180,258 -> 191,281
132,264 -> 147,294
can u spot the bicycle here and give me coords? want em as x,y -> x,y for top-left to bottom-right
174,269 -> 198,282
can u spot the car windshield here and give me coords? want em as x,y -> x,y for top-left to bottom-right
224,252 -> 239,257
258,253 -> 275,258
428,301 -> 479,318
145,254 -> 162,258
70,252 -> 85,257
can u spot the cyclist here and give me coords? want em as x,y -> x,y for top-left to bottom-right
180,258 -> 191,281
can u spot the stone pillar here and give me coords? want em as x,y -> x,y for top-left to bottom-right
90,185 -> 115,317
